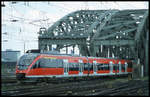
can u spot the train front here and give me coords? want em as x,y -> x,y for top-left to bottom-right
15,53 -> 38,80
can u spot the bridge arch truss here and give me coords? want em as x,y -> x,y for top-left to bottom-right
38,9 -> 149,75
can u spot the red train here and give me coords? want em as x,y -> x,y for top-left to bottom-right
16,52 -> 133,81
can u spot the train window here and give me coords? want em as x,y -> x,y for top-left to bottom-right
69,63 -> 79,71
84,63 -> 89,71
97,64 -> 109,70
17,54 -> 38,70
39,58 -> 63,68
31,64 -> 36,69
31,60 -> 41,69
89,63 -> 93,71
121,64 -> 125,71
56,59 -> 63,68
128,62 -> 132,68
31,61 -> 39,69
113,64 -> 119,71
37,61 -> 41,68
103,64 -> 109,70
84,63 -> 93,71
18,54 -> 37,65
19,58 -> 34,67
105,64 -> 110,70
97,64 -> 103,70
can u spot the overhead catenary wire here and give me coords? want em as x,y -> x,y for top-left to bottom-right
2,2 -> 67,47
3,2 -> 55,28
2,1 -> 148,53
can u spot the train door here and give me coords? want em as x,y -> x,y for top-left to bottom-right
93,61 -> 97,74
63,59 -> 69,75
125,62 -> 128,73
79,59 -> 83,75
109,61 -> 113,74
119,61 -> 122,73
112,60 -> 119,74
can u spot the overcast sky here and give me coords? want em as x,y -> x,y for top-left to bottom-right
1,1 -> 148,55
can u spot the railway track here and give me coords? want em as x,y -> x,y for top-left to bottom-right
85,80 -> 149,96
2,75 -> 149,96
2,77 -> 116,96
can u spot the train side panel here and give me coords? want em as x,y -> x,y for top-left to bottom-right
16,54 -> 133,80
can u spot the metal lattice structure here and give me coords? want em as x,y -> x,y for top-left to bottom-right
38,9 -> 149,75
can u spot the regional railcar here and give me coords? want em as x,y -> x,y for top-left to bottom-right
16,53 -> 133,81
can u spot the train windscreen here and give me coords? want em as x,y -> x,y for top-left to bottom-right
17,54 -> 38,70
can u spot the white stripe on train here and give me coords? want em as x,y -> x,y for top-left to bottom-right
26,72 -> 131,78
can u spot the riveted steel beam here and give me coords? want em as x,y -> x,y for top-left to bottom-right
102,20 -> 137,30
86,10 -> 115,34
96,28 -> 136,40
91,10 -> 119,41
93,40 -> 135,46
39,38 -> 86,45
135,11 -> 148,41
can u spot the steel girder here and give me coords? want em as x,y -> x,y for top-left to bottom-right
38,10 -> 113,55
86,9 -> 147,59
134,11 -> 149,76
38,9 -> 148,75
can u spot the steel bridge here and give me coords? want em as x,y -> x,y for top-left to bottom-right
38,9 -> 149,76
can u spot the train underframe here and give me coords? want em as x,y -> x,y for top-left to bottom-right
16,72 -> 132,83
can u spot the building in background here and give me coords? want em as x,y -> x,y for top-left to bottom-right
2,49 -> 21,62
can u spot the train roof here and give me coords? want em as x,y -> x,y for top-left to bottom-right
40,53 -> 131,61
24,52 -> 132,61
